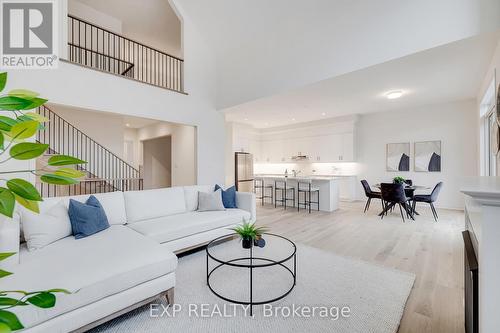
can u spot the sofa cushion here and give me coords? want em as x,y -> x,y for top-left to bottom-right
128,209 -> 251,244
5,225 -> 177,329
0,214 -> 20,268
197,189 -> 225,212
124,187 -> 187,223
69,196 -> 110,239
215,184 -> 237,208
22,200 -> 72,251
183,185 -> 212,211
34,191 -> 127,226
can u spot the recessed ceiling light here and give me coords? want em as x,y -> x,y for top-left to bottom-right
125,123 -> 130,127
386,90 -> 403,99
291,118 -> 296,121
321,112 -> 326,116
244,118 -> 249,121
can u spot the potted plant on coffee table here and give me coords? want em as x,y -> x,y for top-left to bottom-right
230,222 -> 268,249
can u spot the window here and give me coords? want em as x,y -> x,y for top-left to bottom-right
486,111 -> 498,176
480,77 -> 498,176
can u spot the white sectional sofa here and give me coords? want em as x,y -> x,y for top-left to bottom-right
2,185 -> 255,333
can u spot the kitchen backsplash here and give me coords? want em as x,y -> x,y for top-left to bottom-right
254,162 -> 359,176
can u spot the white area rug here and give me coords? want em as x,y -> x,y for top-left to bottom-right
91,244 -> 415,333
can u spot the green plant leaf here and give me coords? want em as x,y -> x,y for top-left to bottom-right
0,310 -> 23,330
15,115 -> 45,130
8,89 -> 39,98
0,133 -> 3,150
0,188 -> 15,218
9,142 -> 48,160
8,120 -> 38,140
54,168 -> 86,178
46,289 -> 71,294
6,179 -> 42,202
26,292 -> 55,308
40,174 -> 78,185
14,194 -> 39,214
0,253 -> 15,262
21,97 -> 47,110
0,117 -> 16,132
0,298 -> 27,306
23,112 -> 48,123
0,73 -> 6,93
0,322 -> 11,333
0,96 -> 32,111
47,155 -> 86,166
0,270 -> 12,278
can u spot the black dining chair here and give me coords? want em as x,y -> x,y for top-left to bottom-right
412,182 -> 443,221
360,180 -> 382,213
380,183 -> 413,222
404,179 -> 413,186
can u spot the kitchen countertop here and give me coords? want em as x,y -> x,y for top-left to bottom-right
255,174 -> 356,181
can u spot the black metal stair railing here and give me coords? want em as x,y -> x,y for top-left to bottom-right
36,105 -> 143,197
67,15 -> 184,93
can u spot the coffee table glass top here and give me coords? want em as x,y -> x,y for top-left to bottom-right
206,233 -> 296,267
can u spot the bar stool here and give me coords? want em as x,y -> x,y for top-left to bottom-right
254,178 -> 274,206
274,179 -> 295,209
298,181 -> 320,213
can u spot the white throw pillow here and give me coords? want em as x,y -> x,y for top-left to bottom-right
197,189 -> 225,212
0,214 -> 20,268
22,201 -> 72,251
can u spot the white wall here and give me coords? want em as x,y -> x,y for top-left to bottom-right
68,0 -> 122,33
124,128 -> 140,168
137,122 -> 196,187
50,105 -> 126,159
356,100 -> 478,209
143,136 -> 172,189
6,0 -> 225,187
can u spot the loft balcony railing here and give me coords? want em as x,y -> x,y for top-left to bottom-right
67,15 -> 184,93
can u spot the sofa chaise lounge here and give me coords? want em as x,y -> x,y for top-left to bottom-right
1,185 -> 256,332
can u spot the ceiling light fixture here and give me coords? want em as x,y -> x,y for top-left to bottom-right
291,118 -> 296,121
321,112 -> 326,116
244,118 -> 249,121
125,123 -> 130,127
386,90 -> 403,99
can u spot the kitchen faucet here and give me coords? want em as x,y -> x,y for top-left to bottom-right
292,170 -> 301,177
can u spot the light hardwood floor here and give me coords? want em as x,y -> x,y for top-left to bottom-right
256,200 -> 465,333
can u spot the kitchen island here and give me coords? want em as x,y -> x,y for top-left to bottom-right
255,174 -> 340,212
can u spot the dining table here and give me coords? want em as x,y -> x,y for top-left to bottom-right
373,183 -> 431,218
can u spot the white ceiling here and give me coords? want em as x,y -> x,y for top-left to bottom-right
224,33 -> 499,128
178,0 -> 500,110
76,0 -> 182,58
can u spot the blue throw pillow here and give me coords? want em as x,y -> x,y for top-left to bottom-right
68,195 -> 110,239
214,184 -> 237,208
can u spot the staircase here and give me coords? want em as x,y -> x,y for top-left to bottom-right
36,105 -> 143,197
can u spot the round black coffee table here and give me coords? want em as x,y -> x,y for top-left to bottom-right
206,233 -> 297,316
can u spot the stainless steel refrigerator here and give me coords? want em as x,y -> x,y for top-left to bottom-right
235,152 -> 254,192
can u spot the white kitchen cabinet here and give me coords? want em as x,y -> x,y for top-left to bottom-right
253,132 -> 355,164
315,134 -> 343,162
250,139 -> 261,162
341,132 -> 354,161
336,176 -> 357,201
